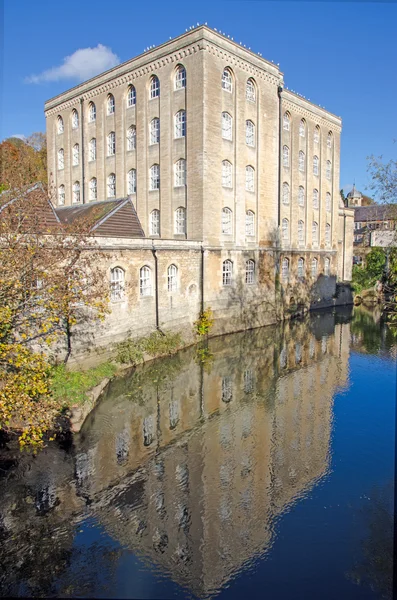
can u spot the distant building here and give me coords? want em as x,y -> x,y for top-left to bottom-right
352,201 -> 397,265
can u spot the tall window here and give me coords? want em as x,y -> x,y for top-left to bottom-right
72,181 -> 80,204
326,192 -> 331,212
107,131 -> 115,156
313,189 -> 319,210
313,155 -> 319,176
222,68 -> 232,92
175,207 -> 186,234
246,120 -> 255,146
297,257 -> 304,278
246,210 -> 255,237
314,126 -> 320,144
167,264 -> 178,292
299,119 -> 306,137
298,186 -> 305,207
222,112 -> 232,140
246,78 -> 256,102
110,267 -> 125,301
175,110 -> 186,138
325,223 -> 331,247
140,266 -> 151,296
282,182 -> 290,205
127,169 -> 136,194
174,159 -> 186,187
127,126 -> 136,150
298,220 -> 304,246
221,207 -> 232,235
150,209 -> 160,235
150,118 -> 160,144
89,177 -> 97,201
282,218 -> 289,243
246,166 -> 255,192
107,94 -> 115,115
326,160 -> 332,180
58,185 -> 65,205
127,85 -> 136,107
222,160 -> 232,188
175,65 -> 186,89
72,143 -> 79,166
57,116 -> 64,134
88,102 -> 96,122
222,260 -> 233,286
324,257 -> 330,276
245,259 -> 255,284
150,75 -> 160,99
312,221 -> 318,247
311,257 -> 318,278
298,151 -> 305,172
89,138 -> 96,161
71,109 -> 79,129
58,148 -> 64,170
150,164 -> 160,190
281,257 -> 289,282
327,131 -> 333,148
107,173 -> 116,198
283,112 -> 290,131
283,145 -> 289,168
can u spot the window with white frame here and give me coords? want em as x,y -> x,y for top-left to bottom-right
175,65 -> 186,90
127,169 -> 136,194
326,192 -> 331,212
167,264 -> 178,292
311,257 -> 318,278
73,181 -> 80,204
283,112 -> 290,131
246,78 -> 256,102
325,223 -> 331,247
150,209 -> 160,235
298,151 -> 305,172
58,185 -> 65,205
57,116 -> 64,134
245,259 -> 255,284
140,266 -> 152,296
149,118 -> 159,145
298,220 -> 304,246
282,182 -> 290,205
246,166 -> 255,192
312,221 -> 319,247
107,94 -> 115,115
327,131 -> 333,148
127,126 -> 136,151
282,218 -> 289,243
281,257 -> 289,282
175,110 -> 186,138
174,159 -> 186,187
313,155 -> 319,176
71,109 -> 79,129
107,131 -> 115,156
246,120 -> 255,146
150,75 -> 160,99
326,160 -> 332,180
245,210 -> 255,237
313,188 -> 319,210
314,126 -> 320,144
222,112 -> 232,141
222,160 -> 232,188
150,164 -> 160,190
58,148 -> 64,170
222,207 -> 232,235
175,207 -> 186,234
72,143 -> 79,166
222,260 -> 233,286
89,177 -> 97,201
222,68 -> 232,92
88,102 -> 96,122
299,119 -> 306,138
297,257 -> 304,278
298,185 -> 305,207
89,138 -> 96,161
324,257 -> 330,276
283,145 -> 289,167
127,85 -> 136,107
107,173 -> 116,198
110,267 -> 125,301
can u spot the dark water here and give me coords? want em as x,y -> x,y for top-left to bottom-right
0,306 -> 395,599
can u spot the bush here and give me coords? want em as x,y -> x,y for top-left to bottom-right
194,308 -> 214,337
115,330 -> 183,365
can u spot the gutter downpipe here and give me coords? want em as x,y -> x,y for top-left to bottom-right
151,241 -> 160,331
342,212 -> 346,281
80,98 -> 85,204
277,85 -> 283,230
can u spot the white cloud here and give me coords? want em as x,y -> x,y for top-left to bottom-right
25,44 -> 120,84
9,134 -> 26,140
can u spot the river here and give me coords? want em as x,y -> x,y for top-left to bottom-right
0,306 -> 395,599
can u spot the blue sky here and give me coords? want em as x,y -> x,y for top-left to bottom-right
2,0 -> 396,196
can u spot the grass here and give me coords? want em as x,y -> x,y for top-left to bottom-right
50,361 -> 117,407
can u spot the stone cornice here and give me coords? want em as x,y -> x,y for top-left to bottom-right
282,90 -> 342,130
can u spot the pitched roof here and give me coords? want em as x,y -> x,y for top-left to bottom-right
354,204 -> 397,222
0,183 -> 61,232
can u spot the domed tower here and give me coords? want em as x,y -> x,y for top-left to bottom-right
346,184 -> 363,208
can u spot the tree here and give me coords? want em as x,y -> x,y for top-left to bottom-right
367,154 -> 397,205
340,188 -> 346,206
0,133 -> 47,191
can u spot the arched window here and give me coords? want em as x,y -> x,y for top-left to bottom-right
313,155 -> 319,176
312,221 -> 319,247
326,160 -> 332,180
167,264 -> 178,292
282,218 -> 289,243
57,148 -> 64,170
222,112 -> 232,140
283,112 -> 290,131
88,102 -> 96,122
150,75 -> 160,99
298,185 -> 305,207
314,125 -> 320,144
298,220 -> 304,246
71,109 -> 79,129
281,257 -> 289,282
150,164 -> 160,190
175,207 -> 186,234
140,266 -> 152,296
325,223 -> 331,247
107,173 -> 116,198
283,145 -> 289,167
221,207 -> 232,235
175,110 -> 186,138
174,159 -> 186,187
246,120 -> 255,146
107,131 -> 115,156
245,210 -> 255,237
246,78 -> 256,102
89,138 -> 96,161
324,257 -> 330,276
311,257 -> 318,278
222,260 -> 233,286
150,209 -> 160,236
297,257 -> 305,278
313,189 -> 319,210
127,169 -> 136,194
110,267 -> 125,301
72,181 -> 80,204
150,118 -> 160,145
298,151 -> 305,172
89,177 -> 97,201
127,126 -> 136,151
57,116 -> 64,134
107,94 -> 115,115
175,65 -> 186,90
222,68 -> 233,92
58,185 -> 65,206
282,182 -> 290,205
72,143 -> 79,166
326,192 -> 332,212
127,85 -> 136,107
299,119 -> 306,138
222,160 -> 232,188
246,166 -> 255,192
245,259 -> 255,284
327,131 -> 333,149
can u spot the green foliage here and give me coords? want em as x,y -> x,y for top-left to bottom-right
351,248 -> 387,293
194,308 -> 214,337
115,329 -> 182,365
194,345 -> 214,373
49,362 -> 117,406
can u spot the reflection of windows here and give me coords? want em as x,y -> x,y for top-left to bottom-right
309,338 -> 315,358
175,463 -> 189,488
169,399 -> 179,429
321,335 -> 327,354
241,408 -> 252,438
219,496 -> 231,521
280,345 -> 287,368
295,343 -> 302,364
243,369 -> 254,394
221,376 -> 233,402
155,491 -> 165,517
220,422 -> 232,447
115,427 -> 130,465
143,415 -> 154,446
220,464 -> 232,486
